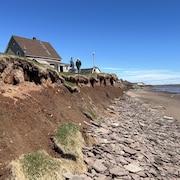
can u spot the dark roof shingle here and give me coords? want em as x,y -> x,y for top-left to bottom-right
13,35 -> 61,60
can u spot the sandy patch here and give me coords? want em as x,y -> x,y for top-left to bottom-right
126,87 -> 180,123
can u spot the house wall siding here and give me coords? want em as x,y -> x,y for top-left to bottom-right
5,35 -> 70,73
6,38 -> 25,57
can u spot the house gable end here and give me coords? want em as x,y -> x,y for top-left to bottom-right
5,36 -> 25,56
11,35 -> 62,61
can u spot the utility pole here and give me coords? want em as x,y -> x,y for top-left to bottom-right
92,52 -> 95,67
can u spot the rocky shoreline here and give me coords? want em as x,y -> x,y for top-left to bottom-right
63,94 -> 180,179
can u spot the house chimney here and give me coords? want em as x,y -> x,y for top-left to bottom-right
32,37 -> 36,40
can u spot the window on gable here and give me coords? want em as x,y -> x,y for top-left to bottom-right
16,51 -> 21,56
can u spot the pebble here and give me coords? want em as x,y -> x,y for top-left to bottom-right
64,97 -> 180,179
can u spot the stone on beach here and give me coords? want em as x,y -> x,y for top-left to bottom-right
109,167 -> 129,176
80,92 -> 180,179
124,163 -> 143,173
92,159 -> 107,173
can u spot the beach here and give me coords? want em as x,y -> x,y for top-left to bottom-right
68,87 -> 180,179
126,86 -> 180,124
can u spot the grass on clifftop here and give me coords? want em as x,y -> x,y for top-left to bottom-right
63,81 -> 80,93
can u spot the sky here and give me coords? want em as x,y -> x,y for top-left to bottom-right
0,0 -> 180,85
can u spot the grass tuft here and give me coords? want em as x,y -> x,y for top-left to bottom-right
56,122 -> 78,147
55,122 -> 84,159
63,81 -> 80,92
84,109 -> 97,120
20,151 -> 59,179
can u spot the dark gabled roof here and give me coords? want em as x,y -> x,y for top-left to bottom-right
81,68 -> 93,74
81,67 -> 101,74
12,35 -> 61,60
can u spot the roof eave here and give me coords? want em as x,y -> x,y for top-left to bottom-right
26,55 -> 61,61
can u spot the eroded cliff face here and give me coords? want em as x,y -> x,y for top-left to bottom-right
0,54 -> 131,179
0,55 -> 64,85
0,54 -> 132,90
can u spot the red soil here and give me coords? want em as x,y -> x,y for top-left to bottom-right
0,81 -> 124,179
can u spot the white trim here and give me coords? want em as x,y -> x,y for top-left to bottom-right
35,59 -> 50,65
26,55 -> 61,61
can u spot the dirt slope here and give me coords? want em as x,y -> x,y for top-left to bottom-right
0,55 -> 131,179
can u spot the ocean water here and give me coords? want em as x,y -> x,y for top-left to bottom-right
152,84 -> 180,94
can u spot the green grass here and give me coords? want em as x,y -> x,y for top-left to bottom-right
59,72 -> 76,76
84,109 -> 97,120
63,81 -> 80,92
55,123 -> 85,158
56,122 -> 78,146
20,151 -> 59,180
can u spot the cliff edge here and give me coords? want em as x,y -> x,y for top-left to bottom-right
0,54 -> 132,179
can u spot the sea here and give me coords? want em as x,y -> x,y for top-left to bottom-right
152,84 -> 180,94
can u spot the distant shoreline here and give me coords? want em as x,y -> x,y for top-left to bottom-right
150,84 -> 180,94
126,86 -> 180,123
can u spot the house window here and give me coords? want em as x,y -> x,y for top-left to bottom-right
16,51 -> 21,56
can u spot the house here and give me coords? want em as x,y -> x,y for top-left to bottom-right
80,66 -> 101,74
5,35 -> 69,72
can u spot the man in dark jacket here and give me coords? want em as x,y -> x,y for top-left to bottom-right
76,58 -> 82,73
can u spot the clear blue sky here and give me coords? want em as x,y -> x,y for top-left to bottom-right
0,0 -> 180,84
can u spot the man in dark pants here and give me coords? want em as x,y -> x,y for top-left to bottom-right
76,58 -> 82,73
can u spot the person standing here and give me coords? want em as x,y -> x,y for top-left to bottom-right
70,57 -> 74,72
76,58 -> 82,73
